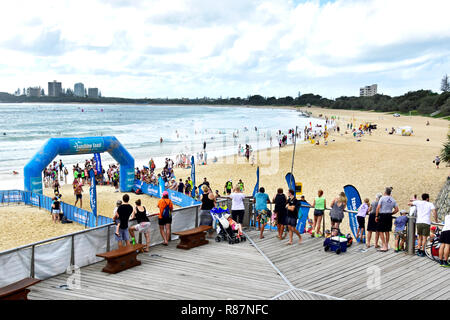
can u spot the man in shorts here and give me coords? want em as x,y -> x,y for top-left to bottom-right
116,194 -> 133,248
254,187 -> 271,239
375,187 -> 399,252
408,193 -> 437,257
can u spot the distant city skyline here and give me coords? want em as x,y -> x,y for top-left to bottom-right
0,0 -> 449,99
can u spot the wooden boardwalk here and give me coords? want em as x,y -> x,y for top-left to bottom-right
28,228 -> 450,300
250,229 -> 450,300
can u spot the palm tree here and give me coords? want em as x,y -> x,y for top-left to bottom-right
441,134 -> 450,163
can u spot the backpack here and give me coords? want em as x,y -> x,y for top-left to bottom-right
162,200 -> 171,219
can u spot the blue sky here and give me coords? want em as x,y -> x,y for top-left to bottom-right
0,0 -> 449,99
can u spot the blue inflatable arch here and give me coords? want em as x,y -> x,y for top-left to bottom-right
24,136 -> 135,194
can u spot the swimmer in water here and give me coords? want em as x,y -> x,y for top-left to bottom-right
160,137 -> 163,143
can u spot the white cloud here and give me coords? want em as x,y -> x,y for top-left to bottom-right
0,0 -> 449,98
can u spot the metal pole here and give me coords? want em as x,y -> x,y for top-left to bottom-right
407,215 -> 416,255
71,235 -> 75,266
195,206 -> 199,228
30,245 -> 35,278
290,126 -> 298,176
106,225 -> 111,252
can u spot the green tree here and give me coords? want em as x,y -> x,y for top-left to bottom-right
441,74 -> 450,92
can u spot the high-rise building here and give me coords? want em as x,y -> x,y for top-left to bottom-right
26,87 -> 41,97
74,83 -> 85,97
48,80 -> 62,97
88,88 -> 99,98
360,84 -> 378,97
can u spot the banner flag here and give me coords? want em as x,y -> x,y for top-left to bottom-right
158,176 -> 165,196
89,169 -> 97,219
190,156 -> 196,198
343,184 -> 363,241
296,201 -> 311,234
94,153 -> 102,174
285,173 -> 295,192
252,166 -> 260,198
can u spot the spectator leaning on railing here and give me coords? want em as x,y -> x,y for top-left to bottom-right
408,193 -> 438,257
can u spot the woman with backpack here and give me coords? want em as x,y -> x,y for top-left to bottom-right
157,191 -> 174,246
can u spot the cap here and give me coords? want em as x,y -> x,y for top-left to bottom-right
400,210 -> 407,214
224,213 -> 231,219
162,191 -> 169,197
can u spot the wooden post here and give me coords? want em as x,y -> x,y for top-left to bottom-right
407,215 -> 416,255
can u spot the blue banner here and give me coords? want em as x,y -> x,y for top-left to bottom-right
158,176 -> 165,196
0,190 -> 98,228
133,180 -> 200,207
94,153 -> 102,174
190,156 -> 196,198
89,169 -> 97,219
296,200 -> 311,234
252,166 -> 260,198
343,184 -> 362,241
285,172 -> 295,191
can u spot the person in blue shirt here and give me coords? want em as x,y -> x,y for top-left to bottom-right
394,210 -> 408,252
254,187 -> 271,239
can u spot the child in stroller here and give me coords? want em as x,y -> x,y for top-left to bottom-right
210,207 -> 246,244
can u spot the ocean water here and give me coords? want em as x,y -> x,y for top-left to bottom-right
0,103 -> 326,190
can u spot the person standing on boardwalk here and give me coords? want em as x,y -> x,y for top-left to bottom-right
408,193 -> 437,257
199,185 -> 216,238
285,189 -> 302,245
376,187 -> 399,252
116,194 -> 133,248
229,186 -> 246,224
311,189 -> 326,238
356,198 -> 370,243
273,188 -> 287,240
129,199 -> 151,252
254,187 -> 271,239
366,193 -> 382,249
157,191 -> 174,246
329,192 -> 347,230
438,214 -> 450,267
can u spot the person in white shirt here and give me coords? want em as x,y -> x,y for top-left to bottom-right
229,186 -> 246,224
439,214 -> 450,267
408,193 -> 437,257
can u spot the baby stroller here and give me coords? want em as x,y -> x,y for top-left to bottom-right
323,228 -> 353,254
210,207 -> 246,244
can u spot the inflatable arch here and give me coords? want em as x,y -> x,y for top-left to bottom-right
24,136 -> 135,194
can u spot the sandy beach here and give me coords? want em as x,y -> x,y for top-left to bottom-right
1,106 -> 449,251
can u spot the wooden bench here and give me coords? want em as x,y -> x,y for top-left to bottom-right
173,225 -> 212,250
96,244 -> 145,274
0,278 -> 41,300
